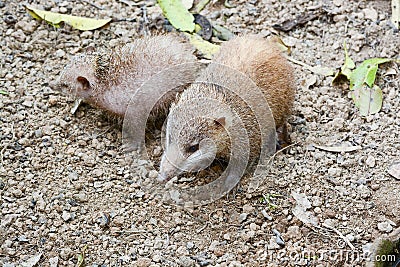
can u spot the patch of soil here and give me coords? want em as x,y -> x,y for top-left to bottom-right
0,0 -> 399,266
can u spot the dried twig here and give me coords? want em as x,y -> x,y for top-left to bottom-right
80,0 -> 104,9
117,0 -> 143,7
196,221 -> 209,234
313,144 -> 362,153
287,56 -> 335,76
193,0 -> 211,13
252,142 -> 300,177
321,223 -> 356,250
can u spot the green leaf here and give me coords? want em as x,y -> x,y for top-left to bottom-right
184,32 -> 220,59
271,36 -> 290,54
349,58 -> 392,90
341,41 -> 355,78
364,64 -> 378,87
157,0 -> 195,32
0,90 -> 9,95
76,245 -> 87,267
331,41 -> 393,116
351,84 -> 383,116
332,41 -> 355,84
25,6 -> 111,31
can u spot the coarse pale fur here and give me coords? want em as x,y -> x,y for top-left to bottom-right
159,35 -> 296,181
211,35 -> 295,128
54,35 -> 198,117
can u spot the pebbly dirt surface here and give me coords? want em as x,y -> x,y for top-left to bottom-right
1,0 -> 399,266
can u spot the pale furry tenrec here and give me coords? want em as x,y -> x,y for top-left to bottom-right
159,35 -> 296,181
54,35 -> 198,117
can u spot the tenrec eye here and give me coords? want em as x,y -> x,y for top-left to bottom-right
187,144 -> 199,153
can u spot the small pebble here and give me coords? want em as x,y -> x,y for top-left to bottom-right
249,223 -> 259,231
178,256 -> 196,267
18,235 -> 29,242
11,29 -> 26,42
113,216 -> 124,227
98,213 -> 110,228
22,100 -> 33,107
362,8 -> 378,21
186,242 -> 195,249
366,155 -> 376,168
324,219 -> 337,228
152,254 -> 161,263
314,207 -> 322,214
328,167 -> 338,176
286,226 -> 301,240
332,0 -> 343,6
136,257 -> 151,267
4,14 -> 17,24
312,196 -> 323,207
276,235 -> 285,246
176,246 -> 189,256
59,7 -> 68,13
371,184 -> 380,190
345,233 -> 355,242
55,49 -> 66,58
388,163 -> 400,180
15,20 -> 37,33
209,240 -> 219,251
93,181 -> 103,188
267,237 -> 280,250
59,248 -> 72,260
49,256 -> 58,267
261,210 -> 273,220
238,213 -> 248,223
148,170 -> 158,179
62,211 -> 72,221
377,221 -> 393,233
326,209 -> 337,218
34,129 -> 43,138
333,14 -> 347,23
242,204 -> 254,213
12,188 -> 23,198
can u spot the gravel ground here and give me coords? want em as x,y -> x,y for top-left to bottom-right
1,0 -> 399,266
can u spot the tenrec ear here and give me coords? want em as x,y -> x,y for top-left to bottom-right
214,117 -> 226,127
85,46 -> 96,54
77,76 -> 91,91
